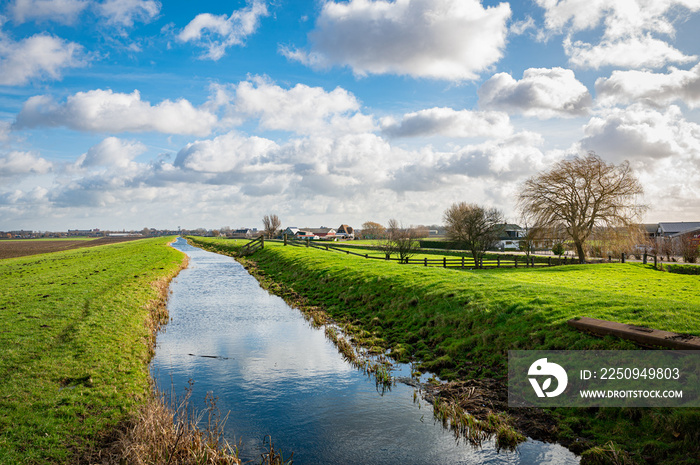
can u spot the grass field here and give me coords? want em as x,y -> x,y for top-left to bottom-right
189,236 -> 700,464
0,237 -> 185,463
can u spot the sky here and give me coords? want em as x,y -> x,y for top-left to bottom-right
1,0 -> 700,232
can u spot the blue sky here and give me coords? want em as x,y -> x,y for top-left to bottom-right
1,0 -> 700,231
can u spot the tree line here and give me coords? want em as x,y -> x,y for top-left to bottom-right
262,153 -> 698,265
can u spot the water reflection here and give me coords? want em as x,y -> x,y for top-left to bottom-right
151,238 -> 579,464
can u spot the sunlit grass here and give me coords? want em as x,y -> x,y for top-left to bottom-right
0,237 -> 185,463
190,236 -> 700,464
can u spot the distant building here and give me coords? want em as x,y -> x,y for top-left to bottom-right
655,222 -> 700,237
231,229 -> 255,239
493,224 -> 524,251
336,224 -> 354,239
308,227 -> 336,239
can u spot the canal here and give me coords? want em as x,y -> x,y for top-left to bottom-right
150,238 -> 579,464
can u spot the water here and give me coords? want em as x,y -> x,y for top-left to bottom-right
150,238 -> 579,464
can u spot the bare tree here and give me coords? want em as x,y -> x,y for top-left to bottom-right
262,214 -> 281,239
518,223 -> 539,259
383,219 -> 419,263
679,233 -> 699,263
518,153 -> 646,264
361,221 -> 387,240
443,202 -> 504,265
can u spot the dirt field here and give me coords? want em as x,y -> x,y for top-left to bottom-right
0,236 -> 146,259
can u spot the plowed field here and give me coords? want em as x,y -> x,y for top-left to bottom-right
0,236 -> 144,259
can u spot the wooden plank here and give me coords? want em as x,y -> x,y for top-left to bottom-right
568,317 -> 700,350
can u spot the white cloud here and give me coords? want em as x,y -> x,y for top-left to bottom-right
380,107 -> 512,138
225,77 -> 375,136
14,89 -> 217,136
575,103 -> 700,220
478,67 -> 591,118
0,30 -> 86,85
509,16 -> 536,35
285,0 -> 511,81
77,137 -> 147,168
579,104 -> 700,163
0,151 -> 52,176
96,0 -> 161,27
177,0 -> 268,60
384,131 -> 549,192
565,35 -> 696,69
595,63 -> 700,108
175,132 -> 279,173
536,0 -> 700,69
9,0 -> 88,24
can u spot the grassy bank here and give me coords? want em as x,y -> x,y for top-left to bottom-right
189,236 -> 700,464
0,237 -> 186,463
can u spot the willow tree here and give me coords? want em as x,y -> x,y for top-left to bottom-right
518,153 -> 645,263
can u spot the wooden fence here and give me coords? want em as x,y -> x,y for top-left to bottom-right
239,235 -> 264,256
278,236 -> 574,269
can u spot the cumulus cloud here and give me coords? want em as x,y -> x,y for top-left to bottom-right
564,35 -> 696,69
177,0 -> 268,60
175,133 -> 279,173
283,0 -> 511,81
579,104 -> 700,163
574,103 -> 700,220
380,107 -> 512,138
14,89 -> 217,136
96,0 -> 161,27
536,0 -> 700,69
595,63 -> 700,108
9,0 -> 88,24
76,137 -> 148,169
479,67 -> 591,118
0,29 -> 86,85
227,78 -> 375,136
0,151 -> 52,176
384,131 -> 548,192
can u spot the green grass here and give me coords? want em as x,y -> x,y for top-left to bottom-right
189,236 -> 700,464
0,237 -> 185,464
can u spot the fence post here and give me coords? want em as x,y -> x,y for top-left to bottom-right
654,255 -> 658,269
261,236 -> 264,249
284,234 -> 288,246
443,257 -> 447,268
461,256 -> 465,269
424,258 -> 427,267
531,257 -> 535,267
564,256 -> 567,265
365,254 -> 368,259
548,256 -> 552,266
306,238 -> 310,247
643,252 -> 647,265
514,256 -> 518,268
385,253 -> 390,260
621,252 -> 626,263
497,256 -> 500,267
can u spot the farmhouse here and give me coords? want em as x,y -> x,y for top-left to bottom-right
230,228 -> 256,239
493,224 -> 524,251
308,227 -> 336,239
336,224 -> 355,239
654,222 -> 700,237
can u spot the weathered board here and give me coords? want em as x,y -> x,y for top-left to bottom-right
568,317 -> 700,350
